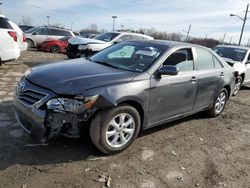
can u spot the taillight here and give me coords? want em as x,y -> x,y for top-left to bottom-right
22,33 -> 26,42
8,31 -> 17,42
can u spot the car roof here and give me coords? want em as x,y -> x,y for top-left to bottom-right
37,26 -> 72,32
0,14 -> 6,18
129,39 -> 211,49
215,45 -> 250,50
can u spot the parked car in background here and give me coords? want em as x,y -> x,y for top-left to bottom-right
213,45 -> 250,96
37,36 -> 71,53
0,15 -> 20,65
8,20 -> 27,51
25,27 -> 75,48
67,32 -> 153,59
14,40 -> 236,154
80,33 -> 97,39
19,25 -> 34,32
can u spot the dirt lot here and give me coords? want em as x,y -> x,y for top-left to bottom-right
0,50 -> 250,188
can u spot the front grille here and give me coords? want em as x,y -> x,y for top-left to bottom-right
17,89 -> 47,106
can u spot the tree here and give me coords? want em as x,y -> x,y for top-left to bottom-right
21,16 -> 33,26
89,24 -> 98,33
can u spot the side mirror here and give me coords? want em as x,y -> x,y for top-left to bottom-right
113,39 -> 123,44
158,65 -> 179,76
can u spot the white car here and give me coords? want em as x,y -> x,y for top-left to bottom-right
0,15 -> 20,65
8,20 -> 28,51
213,45 -> 250,96
25,27 -> 75,48
67,32 -> 154,58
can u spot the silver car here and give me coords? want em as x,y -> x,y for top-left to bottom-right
25,27 -> 75,48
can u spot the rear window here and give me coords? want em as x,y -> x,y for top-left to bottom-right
49,29 -> 72,36
0,17 -> 13,29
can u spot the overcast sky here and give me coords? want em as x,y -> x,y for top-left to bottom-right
2,0 -> 250,44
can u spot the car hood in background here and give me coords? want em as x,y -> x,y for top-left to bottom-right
68,36 -> 107,45
26,58 -> 136,95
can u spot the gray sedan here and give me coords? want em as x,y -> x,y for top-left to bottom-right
14,40 -> 236,154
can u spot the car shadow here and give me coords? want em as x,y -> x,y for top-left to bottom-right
0,99 -> 210,171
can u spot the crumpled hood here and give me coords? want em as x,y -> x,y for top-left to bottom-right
26,58 -> 136,95
68,36 -> 107,45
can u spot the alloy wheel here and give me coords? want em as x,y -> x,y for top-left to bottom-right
105,113 -> 135,148
214,91 -> 227,114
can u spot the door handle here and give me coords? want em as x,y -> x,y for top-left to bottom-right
189,76 -> 197,82
220,72 -> 224,77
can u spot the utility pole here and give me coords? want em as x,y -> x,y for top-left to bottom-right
185,24 -> 191,41
239,4 -> 249,46
46,16 -> 50,26
230,4 -> 249,46
112,16 -> 117,31
222,33 -> 226,44
229,37 -> 232,44
0,2 -> 2,14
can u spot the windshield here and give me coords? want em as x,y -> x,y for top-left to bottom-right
89,41 -> 166,73
25,27 -> 39,33
94,32 -> 120,42
213,47 -> 247,62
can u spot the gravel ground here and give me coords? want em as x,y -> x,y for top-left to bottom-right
0,50 -> 250,188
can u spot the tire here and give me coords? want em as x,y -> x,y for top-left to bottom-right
50,45 -> 61,53
207,89 -> 228,117
90,104 -> 141,154
26,39 -> 34,48
232,76 -> 242,96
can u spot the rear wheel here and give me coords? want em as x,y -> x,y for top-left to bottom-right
232,75 -> 243,96
207,89 -> 228,117
50,45 -> 61,53
90,104 -> 141,154
26,39 -> 34,48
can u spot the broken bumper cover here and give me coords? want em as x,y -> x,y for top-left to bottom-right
14,95 -> 47,139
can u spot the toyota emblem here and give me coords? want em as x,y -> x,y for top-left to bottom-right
18,81 -> 25,92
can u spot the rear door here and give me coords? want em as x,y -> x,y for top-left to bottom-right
193,47 -> 225,110
0,17 -> 16,60
32,28 -> 49,45
149,48 -> 198,124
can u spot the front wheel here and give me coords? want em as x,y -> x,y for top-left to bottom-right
90,104 -> 141,154
207,89 -> 228,117
232,76 -> 242,96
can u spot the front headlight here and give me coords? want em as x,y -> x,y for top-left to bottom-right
46,95 -> 98,113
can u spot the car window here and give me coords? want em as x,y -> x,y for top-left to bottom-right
90,41 -> 165,73
35,28 -> 48,35
0,17 -> 13,29
213,56 -> 223,69
131,35 -> 147,40
94,32 -> 120,42
119,35 -> 132,41
213,47 -> 247,62
195,47 -> 214,70
163,49 -> 194,72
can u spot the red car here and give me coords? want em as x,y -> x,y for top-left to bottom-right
37,36 -> 71,53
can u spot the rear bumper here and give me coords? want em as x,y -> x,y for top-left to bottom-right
13,91 -> 47,139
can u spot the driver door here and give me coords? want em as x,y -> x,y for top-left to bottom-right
245,52 -> 250,82
148,48 -> 198,125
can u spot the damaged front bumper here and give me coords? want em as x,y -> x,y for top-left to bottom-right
14,90 -> 97,141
